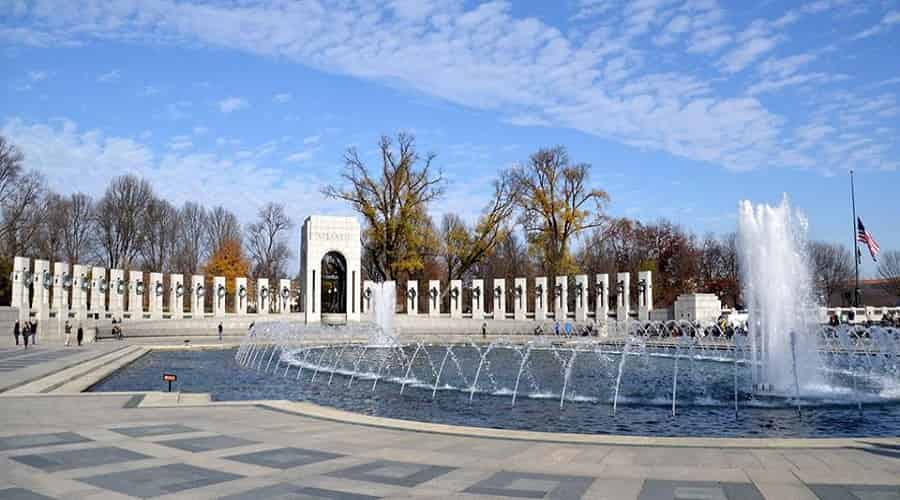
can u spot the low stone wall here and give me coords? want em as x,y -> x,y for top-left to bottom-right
85,314 -> 605,339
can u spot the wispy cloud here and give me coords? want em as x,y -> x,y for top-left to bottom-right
273,92 -> 292,103
218,97 -> 248,113
97,69 -> 121,83
1,0 -> 897,176
853,10 -> 900,40
285,150 -> 313,162
28,70 -> 47,82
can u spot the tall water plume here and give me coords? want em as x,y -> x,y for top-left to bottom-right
737,196 -> 821,394
369,281 -> 397,346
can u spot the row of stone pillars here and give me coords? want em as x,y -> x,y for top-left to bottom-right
9,256 -> 296,324
362,271 -> 653,321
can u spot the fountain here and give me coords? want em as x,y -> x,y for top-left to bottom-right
228,199 -> 900,437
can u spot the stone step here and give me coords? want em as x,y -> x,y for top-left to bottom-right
4,346 -> 143,394
52,347 -> 150,394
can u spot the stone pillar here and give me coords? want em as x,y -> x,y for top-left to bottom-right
213,276 -> 226,317
257,278 -> 269,315
128,270 -> 143,318
235,277 -> 248,315
191,275 -> 205,317
278,278 -> 291,313
149,272 -> 163,319
595,274 -> 609,322
449,279 -> 463,319
471,279 -> 484,320
534,277 -> 547,321
170,274 -> 184,319
638,271 -> 653,321
574,274 -> 588,323
362,280 -> 374,316
53,261 -> 69,316
493,278 -> 506,320
554,276 -> 567,321
426,280 -> 440,316
616,272 -> 631,321
109,269 -> 125,316
71,264 -> 86,320
33,259 -> 51,329
513,277 -> 527,321
11,256 -> 30,322
406,280 -> 418,315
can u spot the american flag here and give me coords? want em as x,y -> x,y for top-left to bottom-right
857,217 -> 880,262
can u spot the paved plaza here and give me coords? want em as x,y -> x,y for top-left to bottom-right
0,342 -> 898,499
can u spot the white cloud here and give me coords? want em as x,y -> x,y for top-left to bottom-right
2,0 -> 896,175
273,92 -> 292,103
167,135 -> 193,151
28,70 -> 47,81
853,10 -> 900,39
97,69 -> 120,83
218,96 -> 248,113
302,135 -> 320,145
285,151 -> 313,162
140,85 -> 161,96
193,125 -> 208,135
1,117 -> 343,237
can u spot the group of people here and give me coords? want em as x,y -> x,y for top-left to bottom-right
12,320 -> 38,348
63,321 -> 85,346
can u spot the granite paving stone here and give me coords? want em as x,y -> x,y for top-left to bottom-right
0,488 -> 56,500
10,446 -> 150,473
0,433 -> 90,452
219,483 -> 381,500
76,463 -> 243,498
462,471 -> 595,499
154,435 -> 257,453
327,460 -> 456,488
637,479 -> 766,500
109,424 -> 201,438
224,447 -> 343,469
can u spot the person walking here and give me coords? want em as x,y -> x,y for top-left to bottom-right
564,322 -> 572,337
22,322 -> 29,349
481,322 -> 487,339
554,321 -> 560,336
30,320 -> 37,345
76,323 -> 84,346
64,321 -> 72,347
217,322 -> 223,342
13,320 -> 20,346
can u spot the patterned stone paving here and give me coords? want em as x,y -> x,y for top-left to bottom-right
0,394 -> 898,499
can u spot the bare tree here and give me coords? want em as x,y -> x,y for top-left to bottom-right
206,205 -> 242,254
139,197 -> 179,271
95,175 -> 154,269
440,174 -> 518,284
877,250 -> 900,298
322,133 -> 444,281
246,202 -> 294,278
511,146 -> 609,276
0,136 -> 24,210
61,193 -> 96,265
36,193 -> 67,262
808,241 -> 853,305
1,171 -> 46,258
173,202 -> 208,275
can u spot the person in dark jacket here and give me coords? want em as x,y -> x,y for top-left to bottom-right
22,322 -> 29,349
13,320 -> 20,345
217,322 -> 223,342
30,320 -> 37,345
77,323 -> 84,346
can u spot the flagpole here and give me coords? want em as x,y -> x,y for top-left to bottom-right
850,169 -> 860,307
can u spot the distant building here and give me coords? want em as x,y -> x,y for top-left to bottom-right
827,279 -> 900,307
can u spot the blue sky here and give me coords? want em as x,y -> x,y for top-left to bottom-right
2,0 -> 898,276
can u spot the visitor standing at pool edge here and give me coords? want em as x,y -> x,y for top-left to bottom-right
481,323 -> 486,339
13,320 -> 20,345
218,322 -> 223,342
77,323 -> 84,346
64,320 -> 72,346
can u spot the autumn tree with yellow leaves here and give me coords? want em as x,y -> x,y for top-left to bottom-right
322,133 -> 443,281
202,237 -> 250,295
511,146 -> 609,277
